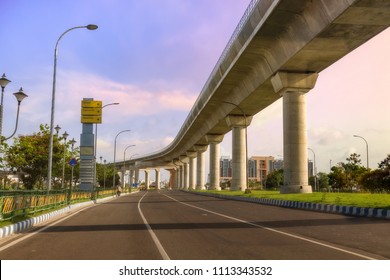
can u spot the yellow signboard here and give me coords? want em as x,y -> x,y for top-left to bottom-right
81,115 -> 102,124
81,100 -> 102,108
81,99 -> 102,123
81,107 -> 102,116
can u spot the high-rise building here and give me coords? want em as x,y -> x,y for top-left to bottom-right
308,160 -> 314,177
220,156 -> 232,179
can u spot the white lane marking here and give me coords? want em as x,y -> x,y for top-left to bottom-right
0,204 -> 96,252
138,192 -> 170,260
163,193 -> 377,260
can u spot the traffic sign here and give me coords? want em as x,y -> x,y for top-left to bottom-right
81,107 -> 102,116
68,158 -> 78,167
81,100 -> 102,108
81,99 -> 103,124
81,115 -> 102,124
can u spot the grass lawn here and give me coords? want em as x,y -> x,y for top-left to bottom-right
199,190 -> 390,210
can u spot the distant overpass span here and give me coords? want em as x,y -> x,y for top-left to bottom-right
117,0 -> 390,193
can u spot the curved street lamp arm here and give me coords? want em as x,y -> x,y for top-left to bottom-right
113,129 -> 131,187
4,103 -> 21,141
353,135 -> 369,169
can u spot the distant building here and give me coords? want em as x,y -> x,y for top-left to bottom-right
271,158 -> 314,176
218,156 -> 315,184
219,155 -> 275,183
308,160 -> 314,177
220,156 -> 232,181
248,156 -> 275,183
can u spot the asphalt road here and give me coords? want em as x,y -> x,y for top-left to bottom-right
0,190 -> 389,260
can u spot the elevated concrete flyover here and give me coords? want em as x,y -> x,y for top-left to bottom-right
117,0 -> 390,193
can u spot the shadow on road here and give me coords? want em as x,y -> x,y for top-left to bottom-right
33,216 -> 388,233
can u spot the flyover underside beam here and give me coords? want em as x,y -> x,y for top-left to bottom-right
114,0 -> 390,174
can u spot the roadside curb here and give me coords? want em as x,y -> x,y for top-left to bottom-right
187,191 -> 390,219
0,193 -> 128,239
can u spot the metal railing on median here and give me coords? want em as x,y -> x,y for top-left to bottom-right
0,187 -> 129,222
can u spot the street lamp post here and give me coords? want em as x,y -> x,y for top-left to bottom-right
0,73 -> 11,138
68,138 -> 76,204
353,135 -> 369,169
61,131 -> 69,189
93,102 -> 119,190
308,148 -> 317,192
54,124 -> 61,136
2,88 -> 28,141
123,145 -> 136,190
69,138 -> 76,187
103,159 -> 107,188
223,101 -> 250,193
47,24 -> 98,192
99,156 -> 102,187
113,130 -> 131,188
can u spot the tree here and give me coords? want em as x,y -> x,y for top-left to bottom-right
328,164 -> 346,190
360,155 -> 390,192
317,172 -> 330,191
96,162 -> 119,188
265,169 -> 283,189
378,154 -> 390,171
341,153 -> 369,191
0,140 -> 10,187
5,124 -> 67,189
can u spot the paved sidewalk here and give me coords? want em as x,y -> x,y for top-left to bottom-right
0,193 -> 133,239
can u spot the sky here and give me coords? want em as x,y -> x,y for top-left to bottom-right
1,0 -> 390,182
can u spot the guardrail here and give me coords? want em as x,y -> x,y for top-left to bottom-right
199,0 -> 260,96
0,187 -> 131,222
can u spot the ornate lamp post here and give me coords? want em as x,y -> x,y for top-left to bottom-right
61,131 -> 69,189
103,159 -> 107,188
0,73 -> 11,138
68,138 -> 77,204
69,138 -> 77,187
3,88 -> 28,141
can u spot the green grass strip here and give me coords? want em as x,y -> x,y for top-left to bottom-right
197,190 -> 390,210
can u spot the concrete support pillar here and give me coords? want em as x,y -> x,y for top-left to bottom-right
174,159 -> 183,189
144,170 -> 150,190
168,169 -> 175,190
226,115 -> 253,191
155,169 -> 160,190
206,134 -> 224,190
184,163 -> 189,189
194,145 -> 208,190
175,168 -> 179,189
121,167 -> 126,189
173,160 -> 181,189
271,72 -> 319,194
187,151 -> 197,190
135,168 -> 140,188
180,165 -> 185,189
180,156 -> 189,190
129,169 -> 134,188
